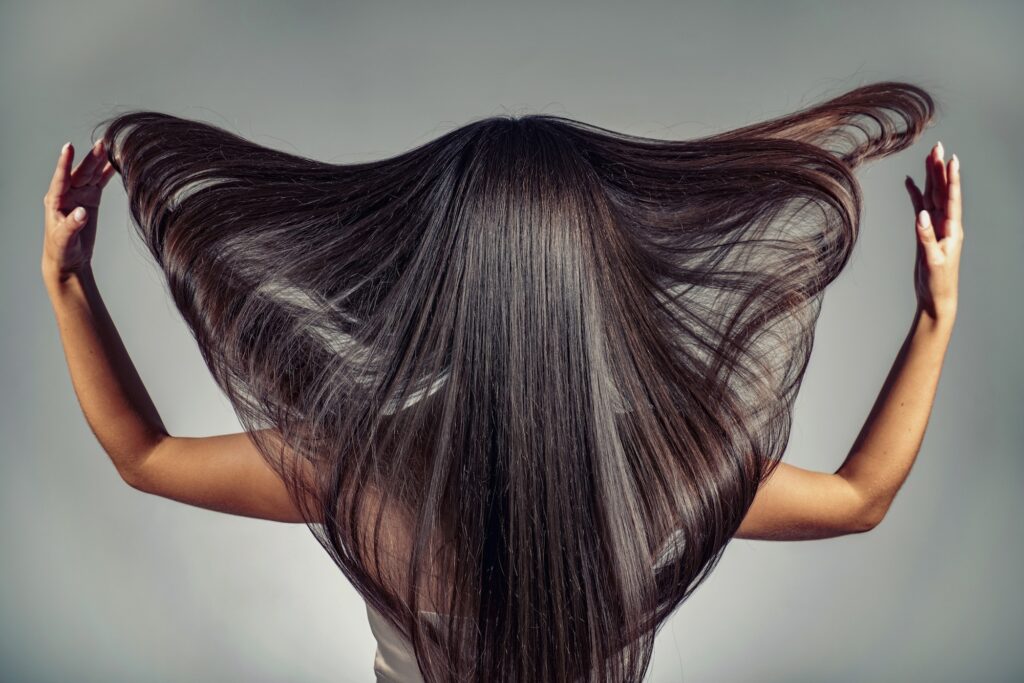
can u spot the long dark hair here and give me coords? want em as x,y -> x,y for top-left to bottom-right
95,80 -> 935,682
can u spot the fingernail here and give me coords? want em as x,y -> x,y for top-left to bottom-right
918,210 -> 930,227
952,153 -> 959,171
72,207 -> 86,221
61,141 -> 70,153
936,141 -> 944,156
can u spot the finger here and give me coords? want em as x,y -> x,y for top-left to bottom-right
922,144 -> 936,211
946,153 -> 962,237
930,141 -> 947,214
87,140 -> 112,185
71,139 -> 105,187
916,209 -> 944,265
905,176 -> 925,215
46,142 -> 73,206
97,160 -> 117,189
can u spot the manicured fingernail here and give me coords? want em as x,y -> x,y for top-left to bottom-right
61,142 -> 70,153
918,210 -> 930,227
73,207 -> 86,221
936,141 -> 943,156
952,153 -> 959,171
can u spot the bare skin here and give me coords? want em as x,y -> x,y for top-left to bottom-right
736,141 -> 961,539
41,139 -> 962,538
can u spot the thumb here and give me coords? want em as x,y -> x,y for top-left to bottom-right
916,210 -> 944,265
53,206 -> 88,250
63,206 -> 88,234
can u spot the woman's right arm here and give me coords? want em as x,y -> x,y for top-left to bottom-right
736,306 -> 955,540
736,141 -> 962,541
833,305 -> 955,528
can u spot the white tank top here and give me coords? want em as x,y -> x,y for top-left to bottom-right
362,529 -> 686,680
364,602 -> 429,682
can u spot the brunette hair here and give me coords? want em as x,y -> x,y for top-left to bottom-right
95,80 -> 935,682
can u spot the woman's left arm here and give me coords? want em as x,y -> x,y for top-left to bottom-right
41,139 -> 166,478
44,262 -> 168,479
41,140 -> 317,523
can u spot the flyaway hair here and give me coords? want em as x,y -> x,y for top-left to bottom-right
95,80 -> 935,682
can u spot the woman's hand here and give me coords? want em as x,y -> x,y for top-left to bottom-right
904,141 -> 963,324
40,139 -> 117,282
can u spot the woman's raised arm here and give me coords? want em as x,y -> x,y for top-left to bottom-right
838,141 -> 961,524
41,139 -> 168,479
737,141 -> 962,540
41,140 -> 317,524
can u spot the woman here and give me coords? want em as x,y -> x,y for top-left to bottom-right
41,80 -> 961,683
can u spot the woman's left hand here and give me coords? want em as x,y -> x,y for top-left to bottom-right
41,139 -> 117,281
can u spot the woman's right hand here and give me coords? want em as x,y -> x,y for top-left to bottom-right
904,141 -> 963,323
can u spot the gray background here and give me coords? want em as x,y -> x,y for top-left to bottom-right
2,1 -> 1021,681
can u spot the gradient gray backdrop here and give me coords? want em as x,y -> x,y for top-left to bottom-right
2,1 -> 1021,681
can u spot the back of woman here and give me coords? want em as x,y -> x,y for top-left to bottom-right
43,79 -> 957,682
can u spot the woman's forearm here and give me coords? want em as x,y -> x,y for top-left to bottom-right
836,306 -> 956,525
43,264 -> 168,481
